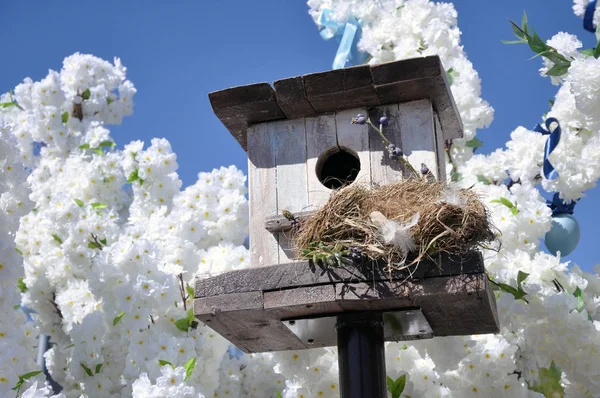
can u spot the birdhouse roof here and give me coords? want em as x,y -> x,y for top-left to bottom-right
208,56 -> 463,152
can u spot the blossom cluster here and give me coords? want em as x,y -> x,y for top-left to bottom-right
1,53 -> 248,397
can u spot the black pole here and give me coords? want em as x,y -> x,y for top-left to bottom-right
336,313 -> 386,398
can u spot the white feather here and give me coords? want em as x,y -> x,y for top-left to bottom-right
370,211 -> 419,254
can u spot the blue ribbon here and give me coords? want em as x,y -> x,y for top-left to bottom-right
547,193 -> 576,215
317,9 -> 369,69
533,117 -> 561,180
584,0 -> 597,32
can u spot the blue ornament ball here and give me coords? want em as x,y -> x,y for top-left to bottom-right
544,213 -> 580,256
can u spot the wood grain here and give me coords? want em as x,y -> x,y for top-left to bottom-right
273,76 -> 316,119
247,123 -> 279,268
305,113 -> 337,208
336,108 -> 372,187
195,251 -> 484,298
399,99 -> 437,180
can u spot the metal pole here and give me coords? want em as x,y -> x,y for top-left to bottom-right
336,313 -> 386,398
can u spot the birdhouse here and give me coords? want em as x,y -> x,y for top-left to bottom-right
209,56 -> 462,269
196,56 -> 498,358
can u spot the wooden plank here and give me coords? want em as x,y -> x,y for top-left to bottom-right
368,104 -> 410,184
264,285 -> 342,319
399,99 -> 437,181
303,65 -> 381,113
274,118 -> 308,263
247,124 -> 279,268
208,83 -> 286,151
369,56 -> 443,85
433,112 -> 447,182
194,291 -> 306,353
336,108 -> 372,186
412,273 -> 500,336
195,251 -> 485,298
273,77 -> 316,119
306,113 -> 337,208
335,281 -> 412,311
265,210 -> 316,233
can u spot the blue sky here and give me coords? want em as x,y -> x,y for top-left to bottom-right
1,0 -> 598,270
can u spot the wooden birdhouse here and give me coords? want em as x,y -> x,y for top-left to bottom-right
196,56 -> 498,369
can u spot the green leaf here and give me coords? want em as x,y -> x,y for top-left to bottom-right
595,42 -> 600,59
99,140 -> 116,148
175,318 -> 190,332
20,370 -> 43,380
81,88 -> 91,100
465,137 -> 483,150
79,144 -> 90,150
491,281 -> 527,302
61,112 -> 69,124
573,287 -> 584,313
517,271 -> 530,288
186,284 -> 194,299
64,343 -> 75,349
13,304 -> 20,309
113,311 -> 125,326
74,199 -> 84,207
17,278 -> 27,293
15,247 -> 23,255
581,48 -> 596,56
510,20 -> 527,41
545,63 -> 570,77
386,374 -> 406,398
542,51 -> 570,66
528,30 -> 548,54
521,10 -> 529,34
100,238 -> 107,245
159,359 -> 174,368
530,361 -> 564,396
52,234 -> 63,244
490,197 -> 519,215
11,370 -> 44,391
91,202 -> 107,209
95,363 -> 103,374
476,175 -> 492,185
445,68 -> 459,86
127,169 -> 140,183
80,362 -> 94,377
94,148 -> 103,155
187,308 -> 195,323
184,357 -> 196,381
0,101 -> 17,108
276,392 -> 283,398
88,242 -> 102,250
502,39 -> 526,45
107,97 -> 114,105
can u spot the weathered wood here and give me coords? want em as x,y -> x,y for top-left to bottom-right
412,273 -> 499,336
264,285 -> 342,319
210,56 -> 463,152
273,77 -> 316,119
368,103 -> 412,184
336,108 -> 372,186
335,281 -> 413,311
370,56 -> 462,140
247,124 -> 279,268
208,83 -> 286,150
195,251 -> 484,298
265,210 -> 316,233
303,65 -> 381,113
274,119 -> 308,262
194,266 -> 499,353
194,291 -> 306,353
399,99 -> 438,180
305,114 -> 337,208
433,112 -> 447,183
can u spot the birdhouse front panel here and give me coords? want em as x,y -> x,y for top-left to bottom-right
247,98 -> 444,268
208,56 -> 463,269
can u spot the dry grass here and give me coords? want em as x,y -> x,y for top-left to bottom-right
295,179 -> 497,268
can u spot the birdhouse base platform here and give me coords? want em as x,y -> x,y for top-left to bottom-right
194,251 -> 499,353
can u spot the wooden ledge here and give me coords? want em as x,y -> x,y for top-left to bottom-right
208,56 -> 463,151
194,252 -> 499,353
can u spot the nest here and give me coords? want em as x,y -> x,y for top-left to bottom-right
295,179 -> 497,269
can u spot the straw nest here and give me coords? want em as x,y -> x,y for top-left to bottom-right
295,179 -> 497,269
